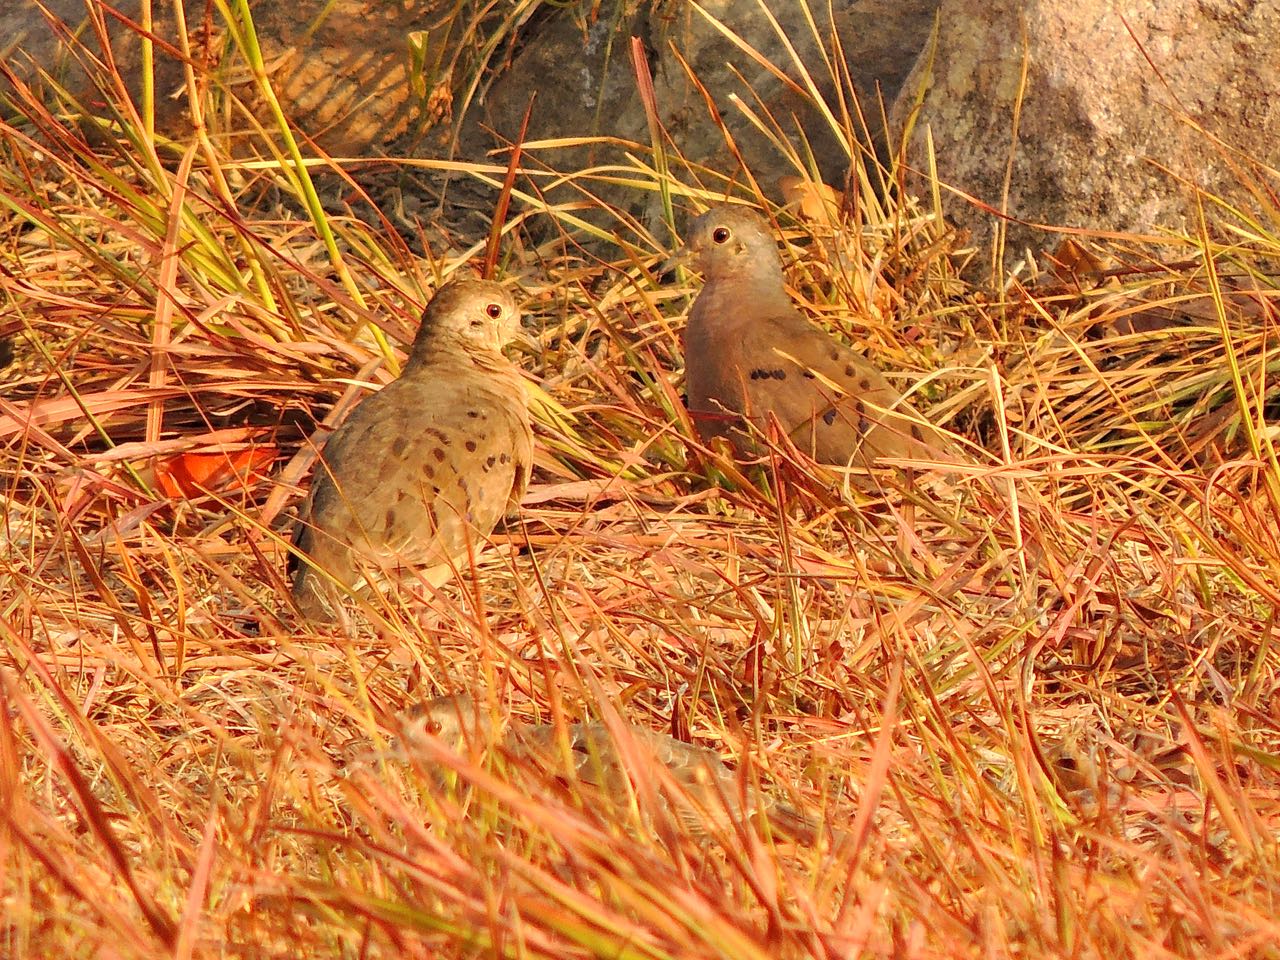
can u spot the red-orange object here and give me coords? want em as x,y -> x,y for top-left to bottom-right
155,445 -> 277,499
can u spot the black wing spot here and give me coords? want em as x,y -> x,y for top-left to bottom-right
859,377 -> 871,390
771,368 -> 786,380
802,370 -> 816,380
432,448 -> 446,463
465,439 -> 478,452
822,409 -> 837,426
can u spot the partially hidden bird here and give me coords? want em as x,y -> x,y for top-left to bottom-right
290,279 -> 533,622
671,205 -> 960,468
402,694 -> 821,843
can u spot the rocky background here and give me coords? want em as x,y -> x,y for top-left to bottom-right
3,0 -> 1279,262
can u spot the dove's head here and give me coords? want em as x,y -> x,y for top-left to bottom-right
409,279 -> 521,363
400,694 -> 498,752
670,205 -> 787,285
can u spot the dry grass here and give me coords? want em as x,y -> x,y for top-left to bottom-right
2,4 -> 1279,958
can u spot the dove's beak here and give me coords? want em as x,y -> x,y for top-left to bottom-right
512,327 -> 541,352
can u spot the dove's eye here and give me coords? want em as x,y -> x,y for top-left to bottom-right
711,226 -> 731,244
485,302 -> 504,319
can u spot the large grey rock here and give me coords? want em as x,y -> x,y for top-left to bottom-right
247,1 -> 421,155
0,1 -> 186,129
3,1 -> 946,243
451,0 -> 941,232
890,0 -> 1280,268
0,0 -> 419,154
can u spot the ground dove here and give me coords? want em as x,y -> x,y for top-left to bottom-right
403,694 -> 820,842
672,205 -> 959,468
290,279 -> 533,622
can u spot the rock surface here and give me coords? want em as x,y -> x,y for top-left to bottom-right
889,0 -> 1280,267
454,0 -> 941,231
19,0 -> 1272,270
3,0 -> 941,231
0,0 -> 186,129
1,0 -> 423,154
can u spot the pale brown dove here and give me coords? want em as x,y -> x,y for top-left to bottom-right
672,205 -> 960,468
402,694 -> 820,842
290,279 -> 533,622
